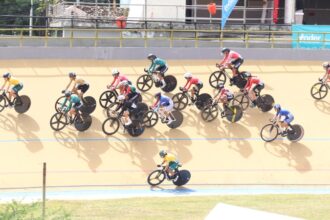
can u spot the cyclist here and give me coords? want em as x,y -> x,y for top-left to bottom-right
242,72 -> 264,107
107,69 -> 130,91
152,92 -> 174,125
181,72 -> 203,104
213,82 -> 234,116
147,54 -> 168,89
320,62 -> 330,82
272,104 -> 294,135
0,72 -> 23,107
62,91 -> 83,123
114,95 -> 133,129
119,80 -> 140,105
159,150 -> 180,179
64,72 -> 89,99
217,48 -> 244,77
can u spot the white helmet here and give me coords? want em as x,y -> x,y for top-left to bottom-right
323,62 -> 330,69
184,72 -> 192,79
117,80 -> 128,88
117,95 -> 125,101
112,68 -> 120,76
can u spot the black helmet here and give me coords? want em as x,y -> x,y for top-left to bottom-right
217,82 -> 224,90
243,72 -> 251,78
221,48 -> 230,54
64,90 -> 72,97
154,92 -> 161,99
3,72 -> 11,78
69,72 -> 76,78
159,150 -> 167,158
147,53 -> 157,60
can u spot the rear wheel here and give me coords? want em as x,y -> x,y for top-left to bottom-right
287,124 -> 304,142
147,170 -> 166,186
260,124 -> 279,142
162,75 -> 177,92
167,110 -> 184,129
310,82 -> 328,100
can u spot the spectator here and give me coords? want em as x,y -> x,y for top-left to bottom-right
261,0 -> 274,24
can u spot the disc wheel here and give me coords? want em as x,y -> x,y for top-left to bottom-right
233,94 -> 249,110
162,75 -> 177,93
102,117 -> 120,135
172,93 -> 189,111
50,112 -> 68,131
287,124 -> 304,142
136,74 -> 153,92
147,170 -> 166,186
260,124 -> 279,142
14,95 -> 31,114
224,105 -> 243,123
310,82 -> 328,100
209,70 -> 226,88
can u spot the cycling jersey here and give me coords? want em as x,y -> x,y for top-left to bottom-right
163,153 -> 177,163
149,58 -> 167,73
110,75 -> 129,88
74,78 -> 87,87
220,89 -> 234,99
63,94 -> 82,110
244,77 -> 263,91
6,77 -> 20,86
153,95 -> 172,108
221,51 -> 243,65
183,77 -> 202,90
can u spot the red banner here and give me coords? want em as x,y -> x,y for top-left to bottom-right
273,0 -> 279,24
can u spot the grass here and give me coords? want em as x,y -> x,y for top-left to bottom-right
1,195 -> 330,220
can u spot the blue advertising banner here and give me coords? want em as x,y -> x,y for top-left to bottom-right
292,25 -> 330,49
221,0 -> 239,29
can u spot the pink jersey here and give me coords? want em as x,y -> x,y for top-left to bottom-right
221,51 -> 242,65
110,75 -> 129,87
327,68 -> 330,74
244,77 -> 262,91
184,77 -> 201,90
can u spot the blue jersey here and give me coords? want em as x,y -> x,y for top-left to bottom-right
149,58 -> 166,72
276,109 -> 292,118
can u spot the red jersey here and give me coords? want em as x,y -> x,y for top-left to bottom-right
183,77 -> 202,90
244,77 -> 262,91
110,75 -> 129,87
220,51 -> 242,65
327,68 -> 330,75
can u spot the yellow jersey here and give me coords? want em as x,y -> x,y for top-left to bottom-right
163,153 -> 177,163
6,77 -> 20,86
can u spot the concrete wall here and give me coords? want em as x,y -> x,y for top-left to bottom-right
0,47 -> 329,60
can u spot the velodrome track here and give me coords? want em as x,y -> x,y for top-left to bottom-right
0,59 -> 330,195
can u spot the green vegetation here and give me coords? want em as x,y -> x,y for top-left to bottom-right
1,195 -> 330,220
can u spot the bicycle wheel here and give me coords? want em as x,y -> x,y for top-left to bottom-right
233,94 -> 249,110
74,114 -> 92,132
81,96 -> 97,114
147,170 -> 166,186
287,124 -> 304,142
0,95 -> 6,112
55,96 -> 67,113
209,71 -> 226,88
143,110 -> 159,128
167,110 -> 184,129
99,91 -> 117,109
260,124 -> 279,142
256,94 -> 274,112
310,82 -> 328,100
201,104 -> 218,122
106,102 -> 121,118
127,119 -> 145,137
195,93 -> 212,110
225,105 -> 243,123
162,75 -> 177,93
172,93 -> 189,110
172,170 -> 191,186
14,95 -> 31,114
136,74 -> 153,92
102,117 -> 120,135
50,112 -> 67,131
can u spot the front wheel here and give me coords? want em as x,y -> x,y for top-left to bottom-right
143,110 -> 159,128
224,105 -> 243,123
136,74 -> 153,92
260,123 -> 279,142
99,90 -> 117,109
209,71 -> 227,88
201,104 -> 219,122
81,96 -> 97,114
50,112 -> 68,131
232,94 -> 249,110
172,93 -> 189,111
147,170 -> 166,186
256,94 -> 274,112
102,117 -> 120,135
310,82 -> 328,100
0,95 -> 6,112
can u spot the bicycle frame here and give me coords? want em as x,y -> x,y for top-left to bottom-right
157,107 -> 177,123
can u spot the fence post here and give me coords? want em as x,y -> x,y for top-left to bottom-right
70,29 -> 73,48
42,162 -> 46,220
144,29 -> 147,48
20,29 -> 23,47
195,30 -> 198,48
94,29 -> 98,47
170,30 -> 173,48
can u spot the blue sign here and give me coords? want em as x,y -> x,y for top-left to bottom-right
222,0 -> 239,29
292,25 -> 330,49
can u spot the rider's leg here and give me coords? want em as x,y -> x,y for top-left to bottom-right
158,71 -> 166,89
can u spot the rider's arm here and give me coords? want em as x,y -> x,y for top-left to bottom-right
108,77 -> 117,88
244,79 -> 252,91
0,81 -> 7,90
148,62 -> 156,73
61,98 -> 71,112
183,79 -> 191,90
152,99 -> 160,109
65,79 -> 73,91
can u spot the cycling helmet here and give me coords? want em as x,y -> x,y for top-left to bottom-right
243,72 -> 251,78
68,72 -> 76,78
147,53 -> 157,60
118,80 -> 129,88
221,47 -> 230,54
184,72 -> 192,79
117,94 -> 125,101
159,150 -> 167,158
3,72 -> 11,78
217,82 -> 224,90
64,90 -> 72,97
274,104 -> 281,111
112,68 -> 120,76
323,62 -> 330,69
154,92 -> 161,99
